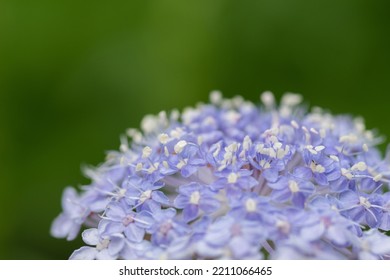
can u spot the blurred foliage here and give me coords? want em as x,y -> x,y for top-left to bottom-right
0,0 -> 390,259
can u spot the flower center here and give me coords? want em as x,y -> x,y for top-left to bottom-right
160,222 -> 173,235
288,180 -> 300,193
359,196 -> 371,208
190,191 -> 201,205
140,190 -> 152,203
310,162 -> 325,173
276,220 -> 291,234
228,172 -> 238,184
245,198 -> 257,212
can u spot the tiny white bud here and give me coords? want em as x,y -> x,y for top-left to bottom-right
141,114 -> 159,134
281,93 -> 303,107
119,144 -> 128,153
170,109 -> 180,121
210,90 -> 222,105
362,143 -> 369,152
260,91 -> 275,108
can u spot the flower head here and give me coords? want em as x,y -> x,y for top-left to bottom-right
52,91 -> 390,259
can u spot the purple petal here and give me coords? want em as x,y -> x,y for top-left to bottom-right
229,237 -> 251,258
125,224 -> 145,242
300,222 -> 325,241
327,169 -> 341,181
181,165 -> 198,177
96,249 -> 116,260
379,214 -> 390,231
173,194 -> 189,209
314,173 -> 329,186
69,246 -> 97,260
263,168 -> 279,182
292,193 -> 306,208
152,191 -> 170,205
103,221 -> 125,235
327,226 -> 349,246
293,167 -> 312,180
50,214 -> 81,241
271,189 -> 291,202
183,204 -> 199,222
82,228 -> 99,246
108,235 -> 125,256
135,211 -> 154,229
339,190 -> 358,206
370,237 -> 390,255
106,203 -> 126,220
199,198 -> 220,213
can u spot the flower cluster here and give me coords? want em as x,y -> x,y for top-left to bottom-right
51,91 -> 390,259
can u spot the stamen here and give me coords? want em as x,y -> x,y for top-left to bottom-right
174,140 -> 187,154
142,146 -> 152,158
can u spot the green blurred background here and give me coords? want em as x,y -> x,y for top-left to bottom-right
1,0 -> 390,259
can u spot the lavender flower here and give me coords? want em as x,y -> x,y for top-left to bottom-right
52,91 -> 390,259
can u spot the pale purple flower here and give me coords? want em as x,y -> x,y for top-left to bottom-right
52,91 -> 390,259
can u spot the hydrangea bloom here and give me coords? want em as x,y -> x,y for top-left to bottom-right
51,91 -> 390,259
